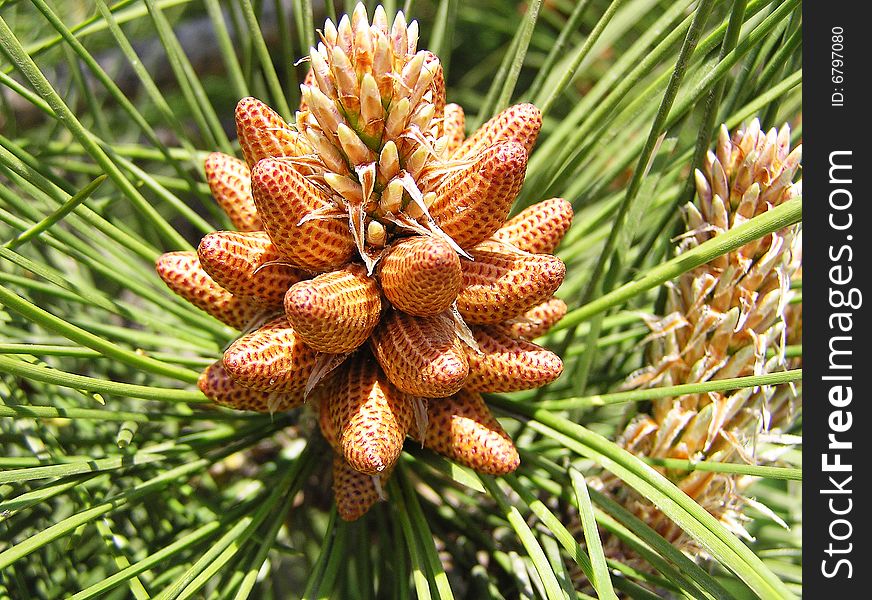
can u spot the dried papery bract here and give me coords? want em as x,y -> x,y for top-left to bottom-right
155,2 -> 573,521
600,120 -> 802,563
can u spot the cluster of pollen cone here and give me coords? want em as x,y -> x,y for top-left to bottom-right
600,119 -> 802,562
155,4 -> 573,521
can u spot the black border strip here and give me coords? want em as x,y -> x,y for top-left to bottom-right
804,2 -> 869,595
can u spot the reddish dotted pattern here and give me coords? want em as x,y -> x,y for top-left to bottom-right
423,51 -> 446,128
429,142 -> 528,249
284,264 -> 382,354
155,251 -> 261,330
317,386 -> 340,450
332,454 -> 391,521
456,241 -> 566,324
422,389 -> 519,475
464,326 -> 563,393
454,103 -> 542,159
325,353 -> 414,475
251,159 -> 356,271
155,9 -> 578,522
235,97 -> 309,168
379,236 -> 462,316
204,152 -> 261,231
498,297 -> 568,340
442,103 -> 466,156
493,197 -> 574,255
198,230 -> 305,306
222,315 -> 319,392
198,361 -> 304,412
370,310 -> 468,398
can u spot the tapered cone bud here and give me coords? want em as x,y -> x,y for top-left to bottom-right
493,197 -> 574,254
317,387 -> 340,450
251,159 -> 356,271
429,142 -> 528,248
299,68 -> 316,110
424,52 -> 446,125
222,315 -> 319,392
379,236 -> 462,316
284,264 -> 382,354
370,310 -> 469,398
198,231 -> 305,306
456,242 -> 566,324
333,454 -> 391,521
235,97 -> 309,167
499,297 -> 568,340
442,103 -> 466,155
324,354 -> 413,475
455,103 -> 542,159
198,361 -> 303,412
422,389 -> 519,475
204,152 -> 261,231
464,326 -> 563,392
155,251 -> 262,329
